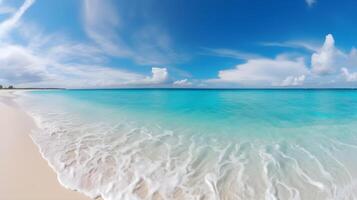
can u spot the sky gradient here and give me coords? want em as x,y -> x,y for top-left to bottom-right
0,0 -> 357,88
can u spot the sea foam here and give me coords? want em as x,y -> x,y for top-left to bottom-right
16,90 -> 357,200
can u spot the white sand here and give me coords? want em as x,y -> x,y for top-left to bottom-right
0,91 -> 90,200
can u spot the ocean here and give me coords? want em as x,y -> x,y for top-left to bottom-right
17,89 -> 357,200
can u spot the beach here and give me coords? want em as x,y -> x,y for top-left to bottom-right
0,91 -> 89,200
1,89 -> 357,199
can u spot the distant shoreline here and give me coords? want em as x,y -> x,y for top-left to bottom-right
64,88 -> 357,91
0,88 -> 66,90
1,87 -> 357,91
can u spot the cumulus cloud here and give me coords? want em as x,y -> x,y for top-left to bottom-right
216,56 -> 308,86
136,67 -> 168,85
310,34 -> 357,84
311,34 -> 344,75
212,34 -> 357,87
173,79 -> 192,87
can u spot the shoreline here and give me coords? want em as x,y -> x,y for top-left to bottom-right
0,91 -> 90,200
2,90 -> 357,199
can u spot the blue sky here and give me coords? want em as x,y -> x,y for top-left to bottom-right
1,0 -> 357,88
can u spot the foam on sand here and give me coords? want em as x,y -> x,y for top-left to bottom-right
0,91 -> 89,200
14,90 -> 357,200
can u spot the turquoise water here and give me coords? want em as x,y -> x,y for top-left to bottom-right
18,89 -> 357,199
31,89 -> 357,134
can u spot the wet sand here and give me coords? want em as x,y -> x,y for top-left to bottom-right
0,91 -> 90,200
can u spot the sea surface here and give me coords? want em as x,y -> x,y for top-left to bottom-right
17,89 -> 357,200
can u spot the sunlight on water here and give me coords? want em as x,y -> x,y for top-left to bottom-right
17,89 -> 357,200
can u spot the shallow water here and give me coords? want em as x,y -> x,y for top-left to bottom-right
17,89 -> 357,200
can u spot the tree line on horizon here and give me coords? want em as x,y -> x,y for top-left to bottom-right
0,85 -> 14,89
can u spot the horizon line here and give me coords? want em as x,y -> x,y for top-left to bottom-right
3,87 -> 357,90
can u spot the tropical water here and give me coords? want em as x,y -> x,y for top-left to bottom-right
16,89 -> 357,200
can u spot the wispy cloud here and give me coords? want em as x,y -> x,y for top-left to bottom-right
0,0 -> 16,15
2,0 -> 356,89
0,41 -> 171,88
0,0 -> 34,39
203,48 -> 262,60
305,0 -> 316,7
341,68 -> 357,82
0,41 -> 170,88
262,41 -> 319,52
82,0 -> 181,66
0,0 -> 171,88
173,79 -> 192,87
280,75 -> 306,87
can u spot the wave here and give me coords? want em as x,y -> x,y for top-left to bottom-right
15,93 -> 357,200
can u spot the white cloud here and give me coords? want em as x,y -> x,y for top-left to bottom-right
203,48 -> 262,60
0,0 -> 34,39
279,75 -> 306,86
1,1 -> 356,89
0,45 -> 47,84
0,0 -> 15,14
213,34 -> 357,87
262,41 -> 319,52
173,79 -> 192,87
0,40 -> 170,88
0,0 -> 171,88
311,34 -> 345,75
216,55 -> 309,86
311,34 -> 357,80
82,0 -> 130,57
152,67 -> 168,83
138,67 -> 168,85
0,43 -> 158,88
305,0 -> 316,7
341,68 -> 357,82
82,0 -> 180,65
0,4 -> 15,15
